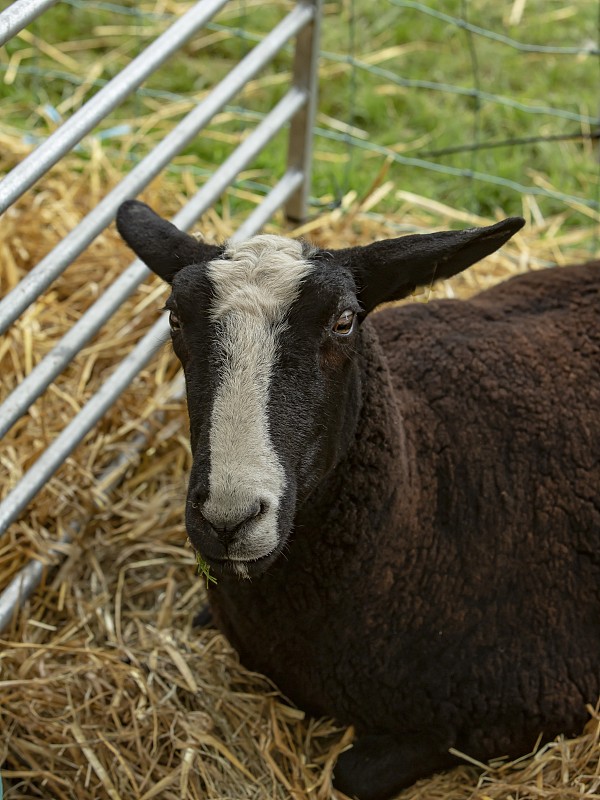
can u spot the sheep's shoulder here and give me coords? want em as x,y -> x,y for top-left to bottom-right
372,261 -> 600,402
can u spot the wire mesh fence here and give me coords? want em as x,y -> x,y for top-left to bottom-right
2,0 -> 597,234
327,0 -> 600,228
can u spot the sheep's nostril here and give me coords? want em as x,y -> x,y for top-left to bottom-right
200,499 -> 268,539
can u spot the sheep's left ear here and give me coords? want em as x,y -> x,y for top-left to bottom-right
335,217 -> 524,316
116,200 -> 222,283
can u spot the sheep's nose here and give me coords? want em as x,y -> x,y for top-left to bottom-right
191,497 -> 266,544
204,500 -> 263,532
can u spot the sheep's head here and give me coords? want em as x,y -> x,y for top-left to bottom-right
117,200 -> 523,579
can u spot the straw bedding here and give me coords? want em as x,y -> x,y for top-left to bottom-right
1,150 -> 599,799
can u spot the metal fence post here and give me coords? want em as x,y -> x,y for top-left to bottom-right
284,0 -> 322,223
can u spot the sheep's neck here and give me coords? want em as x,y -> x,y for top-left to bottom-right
206,319 -> 424,717
206,319 -> 423,714
294,319 -> 420,558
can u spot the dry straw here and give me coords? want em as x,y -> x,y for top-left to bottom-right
1,136 -> 599,798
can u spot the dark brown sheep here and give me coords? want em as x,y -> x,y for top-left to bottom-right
117,200 -> 600,800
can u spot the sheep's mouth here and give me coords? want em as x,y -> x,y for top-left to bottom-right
200,549 -> 281,580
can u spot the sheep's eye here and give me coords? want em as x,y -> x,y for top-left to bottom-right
169,311 -> 181,331
332,309 -> 355,336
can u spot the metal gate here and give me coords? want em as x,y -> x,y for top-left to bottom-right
0,0 -> 321,627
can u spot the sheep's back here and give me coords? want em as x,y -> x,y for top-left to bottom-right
372,260 -> 600,547
373,262 -> 600,478
367,261 -> 600,747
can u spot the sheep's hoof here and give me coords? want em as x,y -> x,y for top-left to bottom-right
192,604 -> 214,628
333,732 -> 454,800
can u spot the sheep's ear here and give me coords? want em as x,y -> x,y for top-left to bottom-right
116,200 -> 222,283
336,217 -> 524,316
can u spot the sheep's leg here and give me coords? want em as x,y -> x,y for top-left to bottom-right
333,732 -> 456,800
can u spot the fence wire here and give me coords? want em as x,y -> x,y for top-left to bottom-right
2,0 -> 598,229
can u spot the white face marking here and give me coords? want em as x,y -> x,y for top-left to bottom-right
203,235 -> 314,564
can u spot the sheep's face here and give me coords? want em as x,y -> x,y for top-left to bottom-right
116,200 -> 524,579
165,235 -> 363,578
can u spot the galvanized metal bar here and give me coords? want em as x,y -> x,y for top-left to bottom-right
0,0 -> 229,212
0,375 -> 186,633
0,87 -> 307,440
284,0 -> 322,222
0,527 -> 71,632
171,87 -> 308,234
0,316 -> 170,534
0,0 -> 59,47
0,168 -> 308,535
0,1 -> 315,335
233,168 -> 303,242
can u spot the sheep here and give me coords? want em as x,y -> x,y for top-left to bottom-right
116,199 -> 600,800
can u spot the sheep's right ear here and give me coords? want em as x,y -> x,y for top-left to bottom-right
116,200 -> 222,283
331,216 -> 524,316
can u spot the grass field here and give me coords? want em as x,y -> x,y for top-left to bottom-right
1,0 -> 598,238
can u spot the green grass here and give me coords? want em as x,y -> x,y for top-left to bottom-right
195,549 -> 218,587
1,0 -> 598,225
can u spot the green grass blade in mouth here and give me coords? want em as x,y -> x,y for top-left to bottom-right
195,550 -> 218,586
